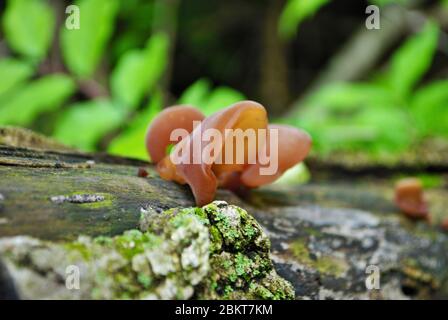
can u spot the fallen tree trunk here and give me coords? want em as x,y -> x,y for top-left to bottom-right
0,127 -> 447,299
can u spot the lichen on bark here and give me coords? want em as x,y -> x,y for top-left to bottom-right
0,201 -> 294,300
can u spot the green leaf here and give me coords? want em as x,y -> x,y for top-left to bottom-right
369,0 -> 411,6
412,80 -> 448,111
202,87 -> 246,116
355,107 -> 413,151
109,78 -> 245,159
411,80 -> 448,137
108,92 -> 163,160
278,0 -> 330,40
311,107 -> 412,155
60,0 -> 119,78
53,99 -> 125,151
178,79 -> 246,116
387,22 -> 439,99
303,82 -> 394,112
295,82 -> 411,154
111,33 -> 169,110
3,0 -> 55,61
178,78 -> 211,107
272,163 -> 310,186
0,58 -> 34,96
0,74 -> 76,126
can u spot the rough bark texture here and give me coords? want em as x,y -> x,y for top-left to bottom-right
0,127 -> 447,300
0,201 -> 294,300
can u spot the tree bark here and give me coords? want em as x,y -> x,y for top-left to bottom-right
1,127 -> 447,299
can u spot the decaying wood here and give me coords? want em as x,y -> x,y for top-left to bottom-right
0,127 -> 448,299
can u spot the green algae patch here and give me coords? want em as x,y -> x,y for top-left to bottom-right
79,194 -> 114,209
290,238 -> 348,278
290,239 -> 314,266
314,256 -> 349,277
49,192 -> 114,209
401,258 -> 440,293
0,201 -> 294,300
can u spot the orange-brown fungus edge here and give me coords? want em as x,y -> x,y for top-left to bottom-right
145,105 -> 205,164
441,218 -> 448,231
146,101 -> 312,206
394,178 -> 429,220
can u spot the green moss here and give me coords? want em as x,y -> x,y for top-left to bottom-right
51,191 -> 115,209
104,201 -> 293,299
137,273 -> 152,288
203,201 -> 270,252
93,235 -> 114,246
195,202 -> 293,300
314,256 -> 348,277
80,195 -> 113,209
209,226 -> 223,253
402,258 -> 439,288
290,239 -> 314,266
250,282 -> 274,299
303,227 -> 323,237
1,201 -> 294,300
290,238 -> 348,277
213,211 -> 240,245
113,229 -> 161,259
63,241 -> 92,260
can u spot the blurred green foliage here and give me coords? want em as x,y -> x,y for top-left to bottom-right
108,91 -> 162,159
0,58 -> 34,96
386,22 -> 439,99
111,33 -> 169,111
58,28 -> 170,156
54,99 -> 123,151
61,0 -> 119,78
278,0 -> 416,40
107,79 -> 245,159
178,79 -> 246,116
294,22 -> 447,155
279,0 -> 330,40
0,0 -> 247,161
0,0 -> 447,165
3,0 -> 55,62
0,74 -> 76,126
370,0 -> 411,6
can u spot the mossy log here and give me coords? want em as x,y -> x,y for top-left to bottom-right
306,138 -> 448,178
0,127 -> 448,299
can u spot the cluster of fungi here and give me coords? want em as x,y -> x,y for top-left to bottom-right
144,100 -> 446,231
145,101 -> 312,206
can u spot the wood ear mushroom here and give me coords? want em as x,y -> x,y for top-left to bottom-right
146,101 -> 312,206
394,178 -> 429,220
